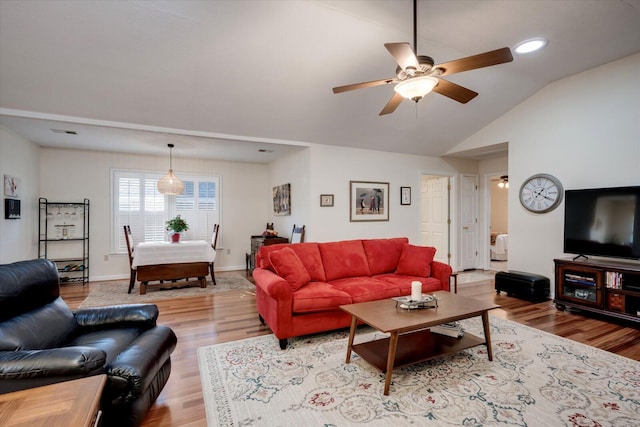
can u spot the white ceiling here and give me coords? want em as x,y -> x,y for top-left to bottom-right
1,0 -> 639,162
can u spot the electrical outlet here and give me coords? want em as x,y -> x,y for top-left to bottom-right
226,249 -> 231,255
104,255 -> 109,261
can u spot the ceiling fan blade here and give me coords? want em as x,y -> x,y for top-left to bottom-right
379,92 -> 404,115
332,78 -> 395,94
432,79 -> 478,104
384,42 -> 420,71
435,47 -> 513,76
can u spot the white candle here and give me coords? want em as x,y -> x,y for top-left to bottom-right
411,281 -> 422,301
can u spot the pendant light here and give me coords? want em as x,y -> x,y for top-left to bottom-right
157,143 -> 184,195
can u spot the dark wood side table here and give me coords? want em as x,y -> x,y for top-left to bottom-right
0,375 -> 106,427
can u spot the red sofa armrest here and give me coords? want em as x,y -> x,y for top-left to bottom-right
430,261 -> 453,291
253,268 -> 293,299
252,268 -> 295,340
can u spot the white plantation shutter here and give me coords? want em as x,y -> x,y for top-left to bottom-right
112,170 -> 220,253
143,178 -> 166,242
175,178 -> 218,241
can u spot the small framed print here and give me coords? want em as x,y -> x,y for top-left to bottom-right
320,194 -> 334,207
5,198 -> 20,219
401,187 -> 411,205
4,174 -> 20,198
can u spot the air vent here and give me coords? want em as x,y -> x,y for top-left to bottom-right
258,149 -> 274,153
51,129 -> 78,135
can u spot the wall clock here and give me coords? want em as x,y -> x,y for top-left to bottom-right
519,173 -> 564,213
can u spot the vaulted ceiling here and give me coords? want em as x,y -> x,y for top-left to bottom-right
1,0 -> 639,162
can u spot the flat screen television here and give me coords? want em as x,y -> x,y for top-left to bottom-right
564,186 -> 640,260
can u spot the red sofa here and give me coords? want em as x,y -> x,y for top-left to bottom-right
253,237 -> 452,349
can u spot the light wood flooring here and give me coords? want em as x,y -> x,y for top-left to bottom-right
59,270 -> 640,427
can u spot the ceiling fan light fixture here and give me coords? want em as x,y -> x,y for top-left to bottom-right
514,38 -> 548,54
157,143 -> 184,195
394,76 -> 438,101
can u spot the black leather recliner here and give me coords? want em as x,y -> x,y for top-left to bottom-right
0,259 -> 177,426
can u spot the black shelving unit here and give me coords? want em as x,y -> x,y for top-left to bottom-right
39,198 -> 90,285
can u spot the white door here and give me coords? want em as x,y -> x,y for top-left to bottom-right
460,174 -> 479,270
421,175 -> 450,265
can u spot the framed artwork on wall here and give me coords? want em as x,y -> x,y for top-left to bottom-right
320,194 -> 334,207
350,181 -> 389,222
3,174 -> 20,198
273,183 -> 291,216
5,198 -> 20,219
401,187 -> 411,205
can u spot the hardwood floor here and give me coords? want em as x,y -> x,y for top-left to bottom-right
60,271 -> 640,427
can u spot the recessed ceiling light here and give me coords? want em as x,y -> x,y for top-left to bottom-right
514,37 -> 548,54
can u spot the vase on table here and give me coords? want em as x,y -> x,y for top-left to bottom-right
170,232 -> 181,243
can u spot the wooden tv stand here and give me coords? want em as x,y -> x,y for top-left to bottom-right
554,258 -> 640,325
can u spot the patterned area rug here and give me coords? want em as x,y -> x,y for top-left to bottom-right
197,316 -> 640,426
79,273 -> 254,308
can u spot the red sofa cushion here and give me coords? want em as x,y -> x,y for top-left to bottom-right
395,244 -> 436,277
328,277 -> 400,303
362,238 -> 408,275
289,243 -> 326,282
292,282 -> 352,314
268,247 -> 310,291
319,240 -> 370,281
256,243 -> 288,270
256,243 -> 326,282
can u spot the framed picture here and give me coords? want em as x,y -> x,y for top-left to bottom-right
350,181 -> 389,222
4,198 -> 20,219
273,183 -> 291,216
401,187 -> 411,205
320,194 -> 334,207
3,174 -> 20,198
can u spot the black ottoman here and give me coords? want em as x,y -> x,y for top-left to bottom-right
495,270 -> 550,301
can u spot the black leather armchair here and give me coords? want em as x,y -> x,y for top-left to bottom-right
0,259 -> 177,426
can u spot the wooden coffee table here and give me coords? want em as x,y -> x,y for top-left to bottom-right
340,291 -> 499,395
0,375 -> 106,426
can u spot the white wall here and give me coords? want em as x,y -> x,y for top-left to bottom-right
0,126 -> 39,263
300,143 -> 477,270
39,147 -> 270,280
454,53 -> 640,284
267,148 -> 311,239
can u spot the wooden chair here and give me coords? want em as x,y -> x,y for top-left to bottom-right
209,224 -> 220,285
290,224 -> 305,244
124,225 -> 137,293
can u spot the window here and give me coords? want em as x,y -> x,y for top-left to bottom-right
112,170 -> 220,253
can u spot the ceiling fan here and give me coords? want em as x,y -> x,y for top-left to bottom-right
332,0 -> 514,115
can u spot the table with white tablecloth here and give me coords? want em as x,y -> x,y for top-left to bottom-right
132,240 -> 216,294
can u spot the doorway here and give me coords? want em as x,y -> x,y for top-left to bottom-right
487,173 -> 509,271
460,174 -> 480,270
420,175 -> 451,266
